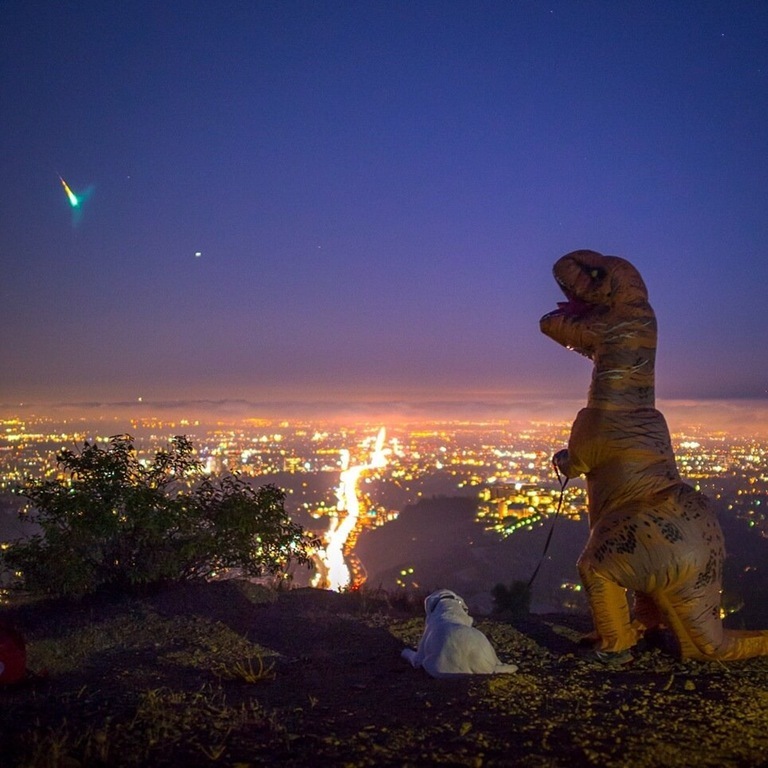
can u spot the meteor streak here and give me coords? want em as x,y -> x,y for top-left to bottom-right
58,175 -> 80,207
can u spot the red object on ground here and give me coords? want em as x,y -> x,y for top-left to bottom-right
0,622 -> 27,684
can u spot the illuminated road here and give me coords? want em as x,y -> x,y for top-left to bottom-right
313,427 -> 387,590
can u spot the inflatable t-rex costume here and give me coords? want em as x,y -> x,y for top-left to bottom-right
540,249 -> 768,661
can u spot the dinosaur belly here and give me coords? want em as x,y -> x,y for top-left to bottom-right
568,407 -> 681,521
579,485 -> 724,596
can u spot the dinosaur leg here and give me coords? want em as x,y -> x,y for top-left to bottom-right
578,560 -> 639,653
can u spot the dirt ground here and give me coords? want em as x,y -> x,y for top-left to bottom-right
2,581 -> 768,767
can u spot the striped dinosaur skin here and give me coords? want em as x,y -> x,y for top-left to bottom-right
540,249 -> 768,661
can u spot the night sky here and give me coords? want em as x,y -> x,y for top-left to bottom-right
2,2 -> 768,421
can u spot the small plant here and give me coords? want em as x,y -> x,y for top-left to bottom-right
197,738 -> 229,761
1,435 -> 317,598
215,654 -> 276,683
491,580 -> 532,616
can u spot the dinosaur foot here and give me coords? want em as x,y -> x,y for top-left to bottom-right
591,648 -> 634,667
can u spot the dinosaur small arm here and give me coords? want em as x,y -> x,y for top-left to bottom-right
540,249 -> 768,661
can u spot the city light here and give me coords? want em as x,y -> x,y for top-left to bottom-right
312,427 -> 387,591
1,415 -> 767,609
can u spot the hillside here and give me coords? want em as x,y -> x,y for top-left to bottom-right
354,495 -> 591,613
2,581 -> 768,767
353,496 -> 768,621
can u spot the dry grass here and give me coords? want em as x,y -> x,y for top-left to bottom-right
2,581 -> 768,766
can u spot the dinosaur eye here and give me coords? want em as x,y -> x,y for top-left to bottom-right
587,266 -> 606,280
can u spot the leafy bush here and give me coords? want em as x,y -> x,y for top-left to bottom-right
1,435 -> 316,597
491,580 -> 532,616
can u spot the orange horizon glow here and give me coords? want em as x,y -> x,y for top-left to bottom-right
3,397 -> 768,439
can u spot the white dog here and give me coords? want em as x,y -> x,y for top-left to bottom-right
401,589 -> 518,679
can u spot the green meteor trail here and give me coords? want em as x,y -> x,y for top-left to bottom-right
58,175 -> 80,207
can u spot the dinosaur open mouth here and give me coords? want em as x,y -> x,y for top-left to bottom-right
556,295 -> 593,316
542,284 -> 595,320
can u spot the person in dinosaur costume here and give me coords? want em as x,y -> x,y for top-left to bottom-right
540,249 -> 768,661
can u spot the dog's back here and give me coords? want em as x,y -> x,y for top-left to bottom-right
423,623 -> 518,678
402,589 -> 518,678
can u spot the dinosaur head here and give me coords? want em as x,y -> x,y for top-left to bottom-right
540,250 -> 657,408
540,250 -> 652,358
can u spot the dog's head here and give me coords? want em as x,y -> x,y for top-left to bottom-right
424,589 -> 470,621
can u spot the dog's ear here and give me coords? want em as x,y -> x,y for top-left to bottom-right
427,590 -> 468,614
426,590 -> 445,614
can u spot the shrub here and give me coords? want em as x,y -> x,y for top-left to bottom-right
491,580 -> 532,616
1,435 -> 316,597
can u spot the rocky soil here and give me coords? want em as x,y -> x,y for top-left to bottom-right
2,581 -> 768,767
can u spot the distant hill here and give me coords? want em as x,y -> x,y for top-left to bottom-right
355,496 -> 768,624
355,495 -> 590,613
0,493 -> 29,543
718,510 -> 768,627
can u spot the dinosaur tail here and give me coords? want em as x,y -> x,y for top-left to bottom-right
711,629 -> 768,661
654,590 -> 768,661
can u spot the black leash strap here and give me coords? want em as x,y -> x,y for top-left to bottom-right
526,467 -> 569,590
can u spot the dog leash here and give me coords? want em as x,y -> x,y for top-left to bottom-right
526,465 -> 569,590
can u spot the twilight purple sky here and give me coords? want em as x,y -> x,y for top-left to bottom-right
2,1 -> 768,419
